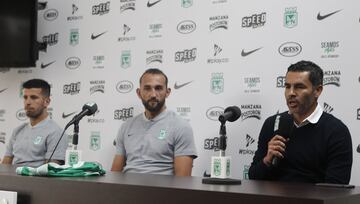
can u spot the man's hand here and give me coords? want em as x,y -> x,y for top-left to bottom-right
263,135 -> 288,166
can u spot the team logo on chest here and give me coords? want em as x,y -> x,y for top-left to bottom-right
33,136 -> 43,145
158,129 -> 167,140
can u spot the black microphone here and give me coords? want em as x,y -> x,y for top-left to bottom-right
65,102 -> 98,129
218,106 -> 241,123
272,113 -> 294,166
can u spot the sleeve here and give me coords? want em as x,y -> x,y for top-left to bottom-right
115,123 -> 126,156
248,116 -> 276,180
4,130 -> 16,157
45,125 -> 68,161
324,121 -> 353,184
173,120 -> 197,159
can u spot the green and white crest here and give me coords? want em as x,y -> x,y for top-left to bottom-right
121,50 -> 131,69
213,158 -> 221,176
33,136 -> 42,145
181,0 -> 193,8
70,29 -> 79,46
158,129 -> 167,140
284,7 -> 298,28
226,159 -> 230,176
210,72 -> 224,94
90,131 -> 101,151
69,151 -> 79,165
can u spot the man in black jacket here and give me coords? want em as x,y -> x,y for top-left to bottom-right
249,60 -> 353,184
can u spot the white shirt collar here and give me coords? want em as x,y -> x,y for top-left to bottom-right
295,103 -> 323,128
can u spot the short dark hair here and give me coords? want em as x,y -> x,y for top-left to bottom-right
287,60 -> 323,87
22,79 -> 51,97
139,68 -> 168,88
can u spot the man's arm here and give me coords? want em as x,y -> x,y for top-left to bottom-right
111,155 -> 126,172
1,156 -> 13,165
249,116 -> 277,180
324,123 -> 353,184
174,156 -> 193,176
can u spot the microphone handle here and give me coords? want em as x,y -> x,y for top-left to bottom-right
271,156 -> 280,167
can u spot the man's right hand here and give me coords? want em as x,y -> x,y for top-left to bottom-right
263,135 -> 287,166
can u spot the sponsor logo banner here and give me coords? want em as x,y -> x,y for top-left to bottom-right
92,2 -> 110,15
116,81 -> 134,93
120,0 -> 136,13
276,76 -> 286,88
65,57 -> 81,69
204,137 -> 219,151
278,42 -> 302,57
177,20 -> 196,34
242,12 -> 266,28
67,4 -> 83,21
90,80 -> 105,95
146,49 -> 163,64
244,77 -> 261,93
206,106 -> 224,121
63,82 -> 81,95
284,7 -> 298,28
44,9 -> 58,21
43,33 -> 59,46
114,107 -> 134,120
210,73 -> 224,94
93,55 -> 105,69
241,104 -> 261,121
321,41 -> 340,58
90,131 -> 101,151
209,15 -> 228,31
175,48 -> 197,63
16,109 -> 27,121
324,70 -> 341,87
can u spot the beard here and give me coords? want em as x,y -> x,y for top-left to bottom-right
25,107 -> 45,119
142,98 -> 165,113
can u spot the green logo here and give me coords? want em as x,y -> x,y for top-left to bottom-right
226,159 -> 230,176
70,29 -> 79,46
121,50 -> 131,69
181,0 -> 192,8
284,7 -> 298,28
90,131 -> 101,151
213,158 -> 221,176
69,152 -> 79,165
33,136 -> 42,145
243,165 -> 250,180
158,129 -> 167,140
210,72 -> 224,94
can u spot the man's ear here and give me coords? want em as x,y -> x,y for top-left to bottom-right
136,88 -> 141,99
166,88 -> 171,98
44,97 -> 51,106
314,85 -> 323,99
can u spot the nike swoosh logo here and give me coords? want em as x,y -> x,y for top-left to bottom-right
62,111 -> 76,119
91,31 -> 107,40
317,10 -> 341,20
241,47 -> 262,57
147,0 -> 162,7
174,81 -> 193,89
41,61 -> 56,69
0,88 -> 7,93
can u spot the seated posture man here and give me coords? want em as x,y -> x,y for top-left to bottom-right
249,60 -> 352,184
2,79 -> 68,167
111,68 -> 197,176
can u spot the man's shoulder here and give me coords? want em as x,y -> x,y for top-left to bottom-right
319,112 -> 348,129
165,110 -> 191,128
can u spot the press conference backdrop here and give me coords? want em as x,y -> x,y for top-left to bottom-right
0,0 -> 360,184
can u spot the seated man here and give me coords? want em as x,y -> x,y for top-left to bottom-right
2,79 -> 68,167
249,60 -> 352,184
111,68 -> 197,176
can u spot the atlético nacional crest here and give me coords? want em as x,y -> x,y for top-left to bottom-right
213,158 -> 221,176
210,72 -> 224,94
284,7 -> 298,28
181,0 -> 193,8
90,131 -> 101,151
70,29 -> 79,46
121,50 -> 131,69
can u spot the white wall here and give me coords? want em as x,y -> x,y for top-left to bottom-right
1,0 -> 359,184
